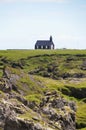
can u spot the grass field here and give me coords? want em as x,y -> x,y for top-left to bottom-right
0,49 -> 86,61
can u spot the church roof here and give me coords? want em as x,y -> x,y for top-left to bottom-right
35,40 -> 54,46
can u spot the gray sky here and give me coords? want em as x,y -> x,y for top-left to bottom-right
0,0 -> 86,49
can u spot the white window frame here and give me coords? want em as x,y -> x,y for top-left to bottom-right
46,46 -> 48,49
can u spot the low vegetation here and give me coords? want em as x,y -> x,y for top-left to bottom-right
0,49 -> 86,130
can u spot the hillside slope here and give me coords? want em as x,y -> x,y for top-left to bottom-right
0,49 -> 86,130
0,66 -> 76,130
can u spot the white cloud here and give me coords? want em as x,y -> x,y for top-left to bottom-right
0,0 -> 69,3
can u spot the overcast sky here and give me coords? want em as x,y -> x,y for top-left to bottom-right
0,0 -> 86,49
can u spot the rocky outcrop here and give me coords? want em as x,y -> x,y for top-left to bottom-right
0,88 -> 76,130
3,92 -> 76,130
39,92 -> 76,130
4,116 -> 43,130
0,66 -> 77,130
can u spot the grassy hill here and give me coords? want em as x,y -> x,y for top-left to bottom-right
0,49 -> 86,130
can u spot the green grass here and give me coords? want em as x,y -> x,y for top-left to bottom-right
25,94 -> 42,103
0,49 -> 86,77
79,128 -> 86,130
76,102 -> 86,129
0,49 -> 86,129
0,128 -> 3,130
0,49 -> 86,61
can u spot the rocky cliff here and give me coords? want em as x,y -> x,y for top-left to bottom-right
0,66 -> 76,130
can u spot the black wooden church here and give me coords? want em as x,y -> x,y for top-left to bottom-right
35,36 -> 55,49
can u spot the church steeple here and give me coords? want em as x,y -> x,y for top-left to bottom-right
50,36 -> 52,42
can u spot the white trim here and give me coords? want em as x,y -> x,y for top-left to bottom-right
46,46 -> 47,49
